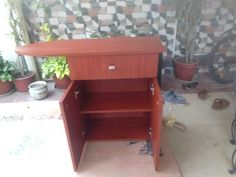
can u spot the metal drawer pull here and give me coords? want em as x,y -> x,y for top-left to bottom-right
108,65 -> 116,70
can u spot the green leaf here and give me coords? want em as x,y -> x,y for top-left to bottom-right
39,24 -> 70,80
0,75 -> 4,81
0,57 -> 14,82
7,74 -> 13,81
55,71 -> 60,79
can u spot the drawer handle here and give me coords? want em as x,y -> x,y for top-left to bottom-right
108,65 -> 116,70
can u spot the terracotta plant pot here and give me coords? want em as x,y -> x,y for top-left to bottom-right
0,80 -> 14,95
14,71 -> 36,92
53,76 -> 71,89
174,59 -> 198,81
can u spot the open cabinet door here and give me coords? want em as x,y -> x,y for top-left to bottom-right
151,78 -> 163,170
60,81 -> 85,171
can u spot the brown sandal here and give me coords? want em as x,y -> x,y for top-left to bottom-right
212,98 -> 230,110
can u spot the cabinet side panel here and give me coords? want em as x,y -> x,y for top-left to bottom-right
60,81 -> 85,171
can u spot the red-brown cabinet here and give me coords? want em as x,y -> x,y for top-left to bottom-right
16,36 -> 165,172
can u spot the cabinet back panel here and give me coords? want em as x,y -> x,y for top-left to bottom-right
86,112 -> 150,119
83,78 -> 150,93
86,116 -> 150,140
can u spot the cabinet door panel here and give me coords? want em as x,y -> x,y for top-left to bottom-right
60,81 -> 85,171
151,78 -> 163,170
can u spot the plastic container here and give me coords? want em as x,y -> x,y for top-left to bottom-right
28,81 -> 48,100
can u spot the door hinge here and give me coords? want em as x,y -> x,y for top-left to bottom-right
81,129 -> 87,139
150,84 -> 154,96
148,127 -> 152,137
74,90 -> 80,99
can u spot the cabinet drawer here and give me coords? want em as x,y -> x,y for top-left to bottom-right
68,54 -> 158,80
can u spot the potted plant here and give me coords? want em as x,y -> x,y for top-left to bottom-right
41,56 -> 70,89
13,55 -> 36,92
0,53 -> 15,95
7,0 -> 36,92
167,0 -> 203,81
40,23 -> 70,89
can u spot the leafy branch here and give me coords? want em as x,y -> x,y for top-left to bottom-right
40,23 -> 70,80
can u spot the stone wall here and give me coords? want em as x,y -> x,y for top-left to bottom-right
23,0 -> 236,56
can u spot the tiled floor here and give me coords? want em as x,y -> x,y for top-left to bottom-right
162,72 -> 234,93
0,74 -> 235,177
162,72 -> 235,177
0,81 -> 63,103
0,100 -> 181,177
164,92 -> 236,177
78,134 -> 181,177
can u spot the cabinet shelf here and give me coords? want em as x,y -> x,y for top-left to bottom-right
81,91 -> 152,114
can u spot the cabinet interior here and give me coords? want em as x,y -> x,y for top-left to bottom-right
76,78 -> 156,141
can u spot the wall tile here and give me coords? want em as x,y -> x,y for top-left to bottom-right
23,0 -> 236,56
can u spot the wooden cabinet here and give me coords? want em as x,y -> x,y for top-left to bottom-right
15,36 -> 165,172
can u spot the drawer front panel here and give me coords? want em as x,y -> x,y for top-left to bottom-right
68,54 -> 158,80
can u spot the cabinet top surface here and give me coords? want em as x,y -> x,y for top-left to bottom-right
16,36 -> 165,57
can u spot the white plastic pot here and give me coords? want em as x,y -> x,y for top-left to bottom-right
28,81 -> 48,100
